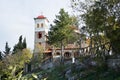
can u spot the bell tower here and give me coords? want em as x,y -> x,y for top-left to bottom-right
34,15 -> 49,53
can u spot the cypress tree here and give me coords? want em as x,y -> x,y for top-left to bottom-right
4,42 -> 11,55
13,35 -> 27,54
0,51 -> 3,60
23,38 -> 27,49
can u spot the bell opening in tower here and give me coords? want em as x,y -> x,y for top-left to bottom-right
38,32 -> 42,39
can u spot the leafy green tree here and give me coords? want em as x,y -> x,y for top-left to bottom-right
82,1 -> 108,47
1,49 -> 32,79
31,44 -> 44,68
3,49 -> 32,70
72,0 -> 120,54
4,42 -> 11,56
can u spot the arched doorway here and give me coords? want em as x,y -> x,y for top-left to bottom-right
64,52 -> 71,59
56,52 -> 60,56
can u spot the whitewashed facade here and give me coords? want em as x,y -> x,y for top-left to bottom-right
34,15 -> 49,53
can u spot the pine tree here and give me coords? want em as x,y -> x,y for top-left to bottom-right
48,9 -> 78,63
48,9 -> 76,46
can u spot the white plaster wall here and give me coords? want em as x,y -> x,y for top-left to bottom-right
34,18 -> 49,53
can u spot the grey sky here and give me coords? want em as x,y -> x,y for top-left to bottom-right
0,0 -> 72,51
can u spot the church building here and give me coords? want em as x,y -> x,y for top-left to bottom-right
33,15 -> 89,61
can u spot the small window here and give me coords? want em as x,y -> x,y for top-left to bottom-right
38,32 -> 42,39
41,23 -> 43,27
39,42 -> 41,45
37,24 -> 39,28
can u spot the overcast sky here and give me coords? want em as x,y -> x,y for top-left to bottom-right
0,0 -> 72,51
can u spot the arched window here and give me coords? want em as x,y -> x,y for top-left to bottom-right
37,24 -> 39,28
39,42 -> 41,45
41,23 -> 43,27
38,32 -> 42,39
64,52 -> 71,58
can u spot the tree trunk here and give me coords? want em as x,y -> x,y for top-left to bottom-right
61,40 -> 64,64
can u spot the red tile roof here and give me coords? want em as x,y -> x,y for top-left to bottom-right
37,15 -> 46,19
